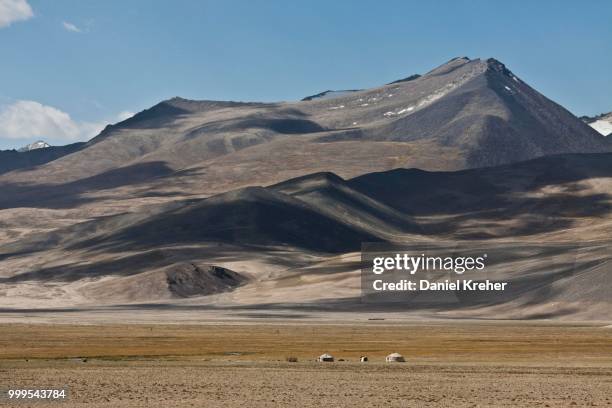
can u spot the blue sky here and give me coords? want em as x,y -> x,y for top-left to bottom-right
0,0 -> 611,149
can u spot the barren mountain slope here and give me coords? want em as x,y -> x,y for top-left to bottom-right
0,153 -> 609,319
0,57 -> 610,319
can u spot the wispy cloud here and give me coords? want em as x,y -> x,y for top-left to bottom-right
0,0 -> 33,28
0,100 -> 104,142
117,111 -> 135,121
62,21 -> 81,32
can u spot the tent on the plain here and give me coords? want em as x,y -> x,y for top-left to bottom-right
385,352 -> 405,362
318,353 -> 334,362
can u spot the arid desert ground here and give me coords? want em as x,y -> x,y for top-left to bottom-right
1,321 -> 611,407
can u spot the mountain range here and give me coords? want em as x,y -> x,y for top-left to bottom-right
0,57 -> 610,320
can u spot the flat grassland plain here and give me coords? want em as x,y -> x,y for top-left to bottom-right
1,322 -> 611,407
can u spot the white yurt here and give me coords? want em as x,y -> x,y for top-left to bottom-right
385,352 -> 405,362
360,356 -> 368,362
318,353 -> 334,362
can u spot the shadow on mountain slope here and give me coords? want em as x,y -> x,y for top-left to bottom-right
348,153 -> 612,216
2,153 -> 609,259
0,161 -> 174,209
69,186 -> 379,254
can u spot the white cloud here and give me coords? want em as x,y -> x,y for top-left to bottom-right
116,111 -> 135,121
0,100 -> 105,142
0,0 -> 33,28
62,21 -> 81,33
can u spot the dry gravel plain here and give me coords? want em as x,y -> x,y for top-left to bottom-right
0,322 -> 611,407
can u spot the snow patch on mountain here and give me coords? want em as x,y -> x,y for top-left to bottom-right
582,112 -> 612,136
17,140 -> 51,152
590,120 -> 612,136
